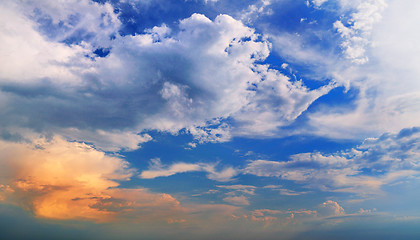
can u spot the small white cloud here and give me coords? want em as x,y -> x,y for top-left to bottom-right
312,0 -> 328,7
140,159 -> 238,182
239,0 -> 273,24
223,195 -> 250,206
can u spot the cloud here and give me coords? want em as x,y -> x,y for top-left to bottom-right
138,127 -> 420,197
275,189 -> 308,196
0,136 -> 255,226
263,185 -> 309,196
223,195 -> 250,206
217,184 -> 257,195
140,158 -> 237,182
0,0 -> 335,150
302,0 -> 420,139
333,0 -> 387,64
217,185 -> 257,206
0,136 -> 185,222
318,200 -> 345,217
239,0 -> 273,24
136,127 -> 420,197
252,0 -> 420,141
244,127 -> 420,196
250,208 -> 317,223
311,0 -> 328,7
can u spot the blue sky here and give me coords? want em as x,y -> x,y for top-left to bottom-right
1,0 -> 420,239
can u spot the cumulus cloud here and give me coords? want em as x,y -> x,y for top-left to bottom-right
318,200 -> 345,217
0,0 -> 334,150
333,0 -> 387,64
0,136 -> 187,222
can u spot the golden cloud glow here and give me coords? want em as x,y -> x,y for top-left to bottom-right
0,137 -> 180,222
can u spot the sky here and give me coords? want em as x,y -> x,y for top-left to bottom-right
1,0 -> 420,239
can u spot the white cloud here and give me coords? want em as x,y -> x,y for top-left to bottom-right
291,0 -> 420,139
232,65 -> 336,137
21,0 -> 120,47
239,0 -> 273,24
0,1 -> 336,150
333,0 -> 387,64
60,128 -> 152,152
276,188 -> 308,196
140,158 -> 237,182
0,1 -> 89,84
244,127 -> 420,196
311,0 -> 328,7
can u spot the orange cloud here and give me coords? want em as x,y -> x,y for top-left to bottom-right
0,137 -> 181,222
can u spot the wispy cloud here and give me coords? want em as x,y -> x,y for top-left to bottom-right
244,127 -> 420,196
223,195 -> 250,206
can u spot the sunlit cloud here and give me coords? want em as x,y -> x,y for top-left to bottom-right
0,136 -> 183,222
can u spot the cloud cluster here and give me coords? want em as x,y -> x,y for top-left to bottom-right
0,0 -> 334,151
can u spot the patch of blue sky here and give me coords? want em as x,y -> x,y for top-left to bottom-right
303,86 -> 359,113
104,0 -> 252,36
118,128 -> 361,208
